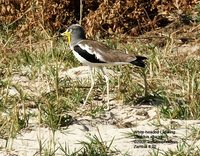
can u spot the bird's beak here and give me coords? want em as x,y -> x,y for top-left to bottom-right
61,31 -> 71,44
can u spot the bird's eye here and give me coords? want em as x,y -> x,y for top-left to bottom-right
68,28 -> 72,33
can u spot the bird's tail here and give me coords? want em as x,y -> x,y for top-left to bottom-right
130,56 -> 147,68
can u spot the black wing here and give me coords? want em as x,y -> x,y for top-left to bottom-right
73,45 -> 106,63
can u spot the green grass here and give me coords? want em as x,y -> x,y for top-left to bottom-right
58,131 -> 116,156
150,139 -> 200,156
77,135 -> 115,156
0,9 -> 200,154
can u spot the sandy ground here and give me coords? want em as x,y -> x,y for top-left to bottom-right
0,66 -> 200,156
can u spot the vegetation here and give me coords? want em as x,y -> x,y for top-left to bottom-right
0,0 -> 197,37
0,0 -> 200,155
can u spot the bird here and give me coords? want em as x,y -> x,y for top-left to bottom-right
61,24 -> 147,110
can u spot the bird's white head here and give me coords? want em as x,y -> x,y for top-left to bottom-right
61,24 -> 86,45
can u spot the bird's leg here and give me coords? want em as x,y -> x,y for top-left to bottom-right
100,67 -> 110,110
83,66 -> 94,108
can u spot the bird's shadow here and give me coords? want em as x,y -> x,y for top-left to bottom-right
134,94 -> 167,106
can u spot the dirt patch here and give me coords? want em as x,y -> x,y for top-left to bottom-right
1,65 -> 200,155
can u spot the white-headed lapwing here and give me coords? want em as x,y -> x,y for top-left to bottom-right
61,24 -> 147,110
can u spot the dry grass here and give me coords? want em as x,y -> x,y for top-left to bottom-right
0,5 -> 200,154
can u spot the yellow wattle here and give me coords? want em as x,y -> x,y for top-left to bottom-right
66,32 -> 71,45
61,31 -> 71,45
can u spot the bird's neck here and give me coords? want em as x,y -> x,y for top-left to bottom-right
71,36 -> 86,46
